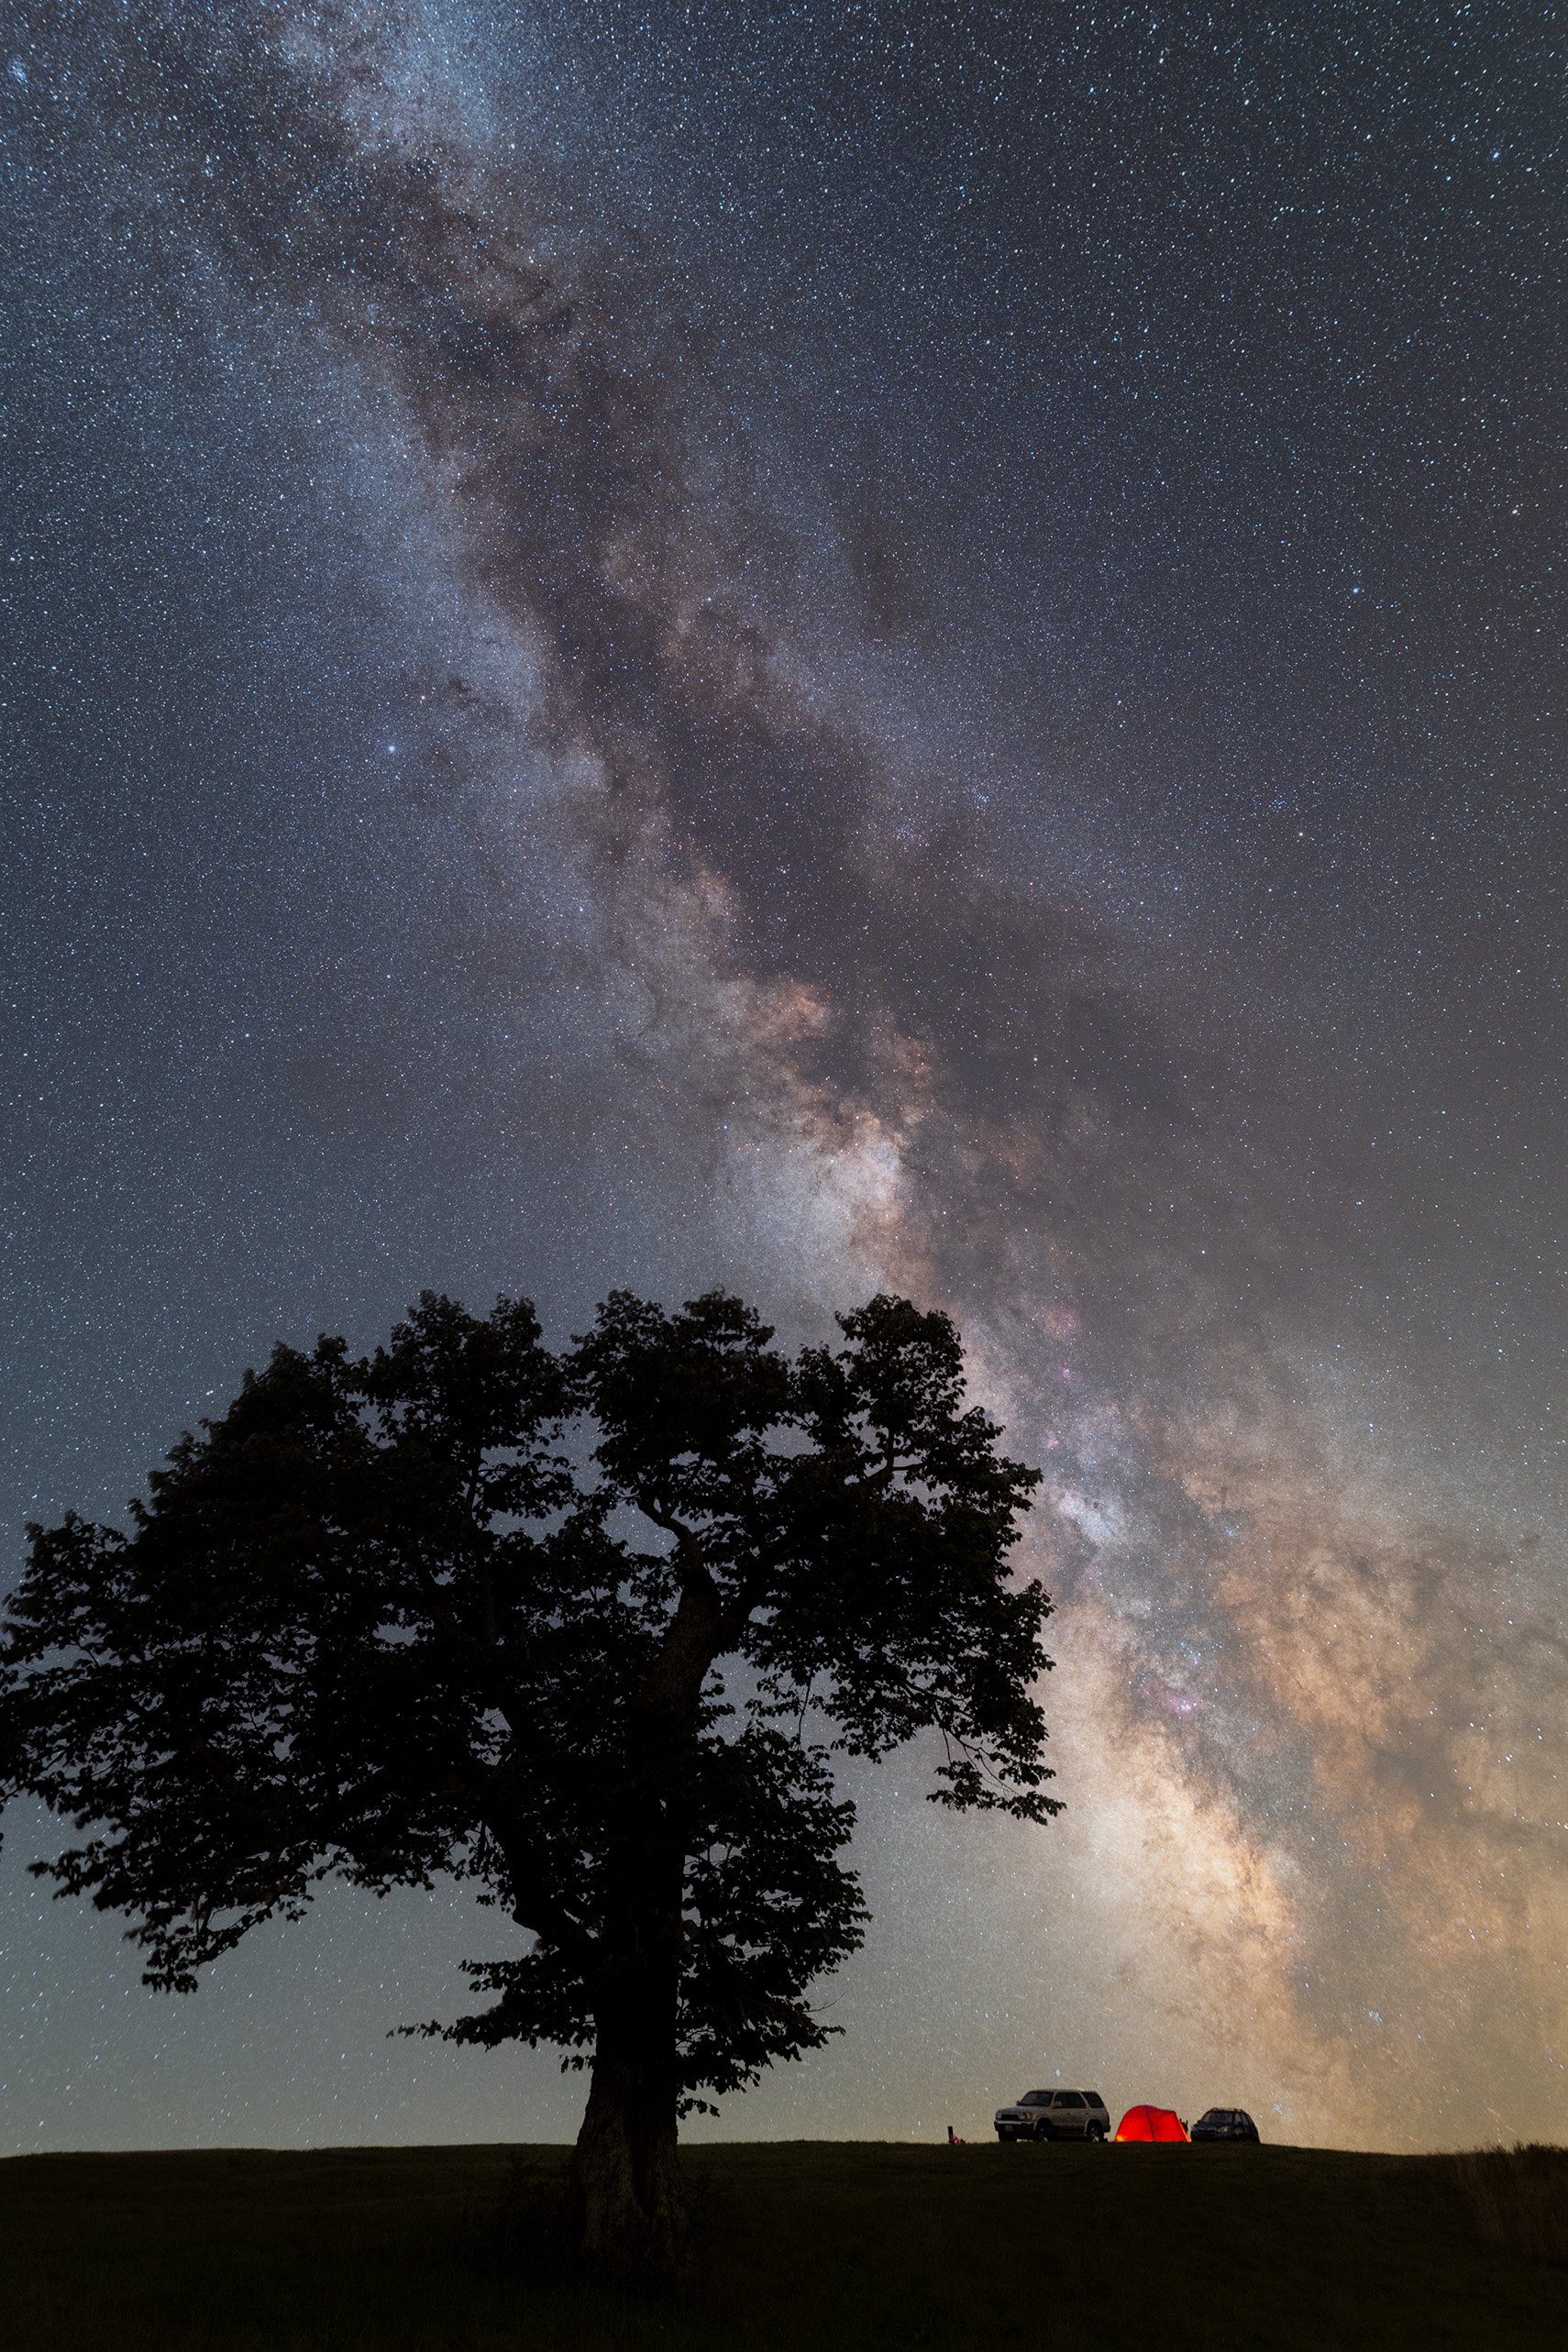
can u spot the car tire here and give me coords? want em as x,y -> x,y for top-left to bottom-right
1087,2123 -> 1107,2144
1033,2123 -> 1055,2143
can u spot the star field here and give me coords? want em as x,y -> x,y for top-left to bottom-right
1,0 -> 1563,2153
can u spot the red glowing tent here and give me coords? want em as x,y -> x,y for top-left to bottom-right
1114,2105 -> 1189,2142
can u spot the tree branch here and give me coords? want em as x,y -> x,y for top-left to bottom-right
478,1769 -> 594,1959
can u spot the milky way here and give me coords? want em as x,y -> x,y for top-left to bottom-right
2,1 -> 1563,2151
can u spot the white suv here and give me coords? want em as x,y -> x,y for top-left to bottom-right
994,2088 -> 1110,2142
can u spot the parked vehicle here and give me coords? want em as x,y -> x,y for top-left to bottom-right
994,2088 -> 1110,2142
1189,2107 -> 1260,2143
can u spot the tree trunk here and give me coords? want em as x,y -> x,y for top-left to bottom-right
569,1596 -> 715,2276
569,2029 -> 684,2275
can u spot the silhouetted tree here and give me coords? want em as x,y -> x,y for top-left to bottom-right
0,1289 -> 1055,2270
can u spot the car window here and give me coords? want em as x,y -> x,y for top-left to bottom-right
1021,2092 -> 1049,2106
1085,2093 -> 1102,2105
1061,2093 -> 1086,2107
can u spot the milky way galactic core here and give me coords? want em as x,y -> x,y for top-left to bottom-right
2,1 -> 1563,2153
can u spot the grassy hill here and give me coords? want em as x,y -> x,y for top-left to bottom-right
2,2138 -> 1563,2350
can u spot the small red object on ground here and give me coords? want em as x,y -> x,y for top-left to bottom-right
946,2125 -> 966,2146
1114,2104 -> 1190,2142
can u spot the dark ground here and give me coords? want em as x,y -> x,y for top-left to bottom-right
2,2138 -> 1563,2349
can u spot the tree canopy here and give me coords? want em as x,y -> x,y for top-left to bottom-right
0,1287 -> 1055,2265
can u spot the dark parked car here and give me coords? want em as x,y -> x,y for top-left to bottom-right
1189,2107 -> 1260,2143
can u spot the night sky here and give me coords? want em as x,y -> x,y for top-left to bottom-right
3,1 -> 1564,2154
